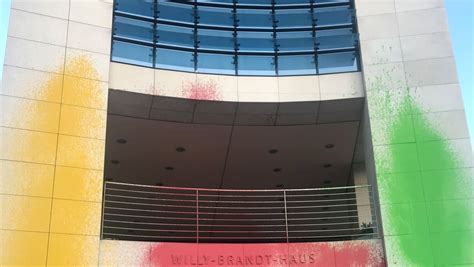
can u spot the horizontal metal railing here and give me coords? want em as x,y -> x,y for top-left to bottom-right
101,182 -> 379,243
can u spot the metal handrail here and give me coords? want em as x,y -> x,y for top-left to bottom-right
101,181 -> 379,243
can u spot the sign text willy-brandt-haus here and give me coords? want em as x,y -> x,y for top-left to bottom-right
170,253 -> 318,266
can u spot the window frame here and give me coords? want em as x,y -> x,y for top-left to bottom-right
111,0 -> 360,76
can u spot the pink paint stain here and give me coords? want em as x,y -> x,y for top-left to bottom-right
333,240 -> 385,267
140,241 -> 385,267
182,79 -> 221,101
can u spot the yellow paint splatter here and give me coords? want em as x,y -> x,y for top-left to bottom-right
1,55 -> 107,266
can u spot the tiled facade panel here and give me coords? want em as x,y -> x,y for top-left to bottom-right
0,0 -> 112,266
356,0 -> 473,265
109,62 -> 364,103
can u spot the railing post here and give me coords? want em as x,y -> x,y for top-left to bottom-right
100,181 -> 107,240
196,189 -> 199,243
283,190 -> 289,243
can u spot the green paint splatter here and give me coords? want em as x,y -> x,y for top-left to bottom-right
367,71 -> 473,266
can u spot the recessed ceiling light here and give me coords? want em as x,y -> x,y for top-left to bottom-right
323,164 -> 332,168
164,166 -> 174,170
273,168 -> 282,172
325,144 -> 334,149
176,147 -> 186,152
269,149 -> 279,154
276,184 -> 284,188
117,139 -> 127,144
111,160 -> 120,164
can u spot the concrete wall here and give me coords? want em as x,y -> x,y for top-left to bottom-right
356,0 -> 473,265
0,0 -> 112,265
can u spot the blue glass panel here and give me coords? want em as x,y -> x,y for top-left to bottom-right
112,41 -> 154,67
197,0 -> 233,4
115,0 -> 154,18
197,6 -> 233,27
114,16 -> 153,43
238,0 -> 272,5
276,9 -> 313,29
158,1 -> 193,24
237,9 -> 272,29
157,24 -> 194,48
279,55 -> 316,75
314,6 -> 353,27
276,0 -> 311,4
277,31 -> 314,52
316,29 -> 355,51
197,53 -> 235,74
238,55 -> 275,76
318,51 -> 358,74
238,31 -> 274,52
316,0 -> 350,3
156,48 -> 194,71
198,29 -> 234,51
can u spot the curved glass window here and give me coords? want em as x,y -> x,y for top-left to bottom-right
277,31 -> 314,52
157,25 -> 194,49
279,55 -> 316,75
197,53 -> 235,74
314,6 -> 353,27
238,0 -> 272,5
238,31 -> 274,52
237,9 -> 273,29
197,0 -> 234,4
316,28 -> 355,51
318,51 -> 357,74
239,55 -> 275,75
112,0 -> 359,76
198,29 -> 234,51
275,9 -> 313,29
114,17 -> 153,43
156,48 -> 194,71
197,6 -> 234,27
158,2 -> 193,24
115,0 -> 154,18
276,0 -> 311,4
112,41 -> 153,67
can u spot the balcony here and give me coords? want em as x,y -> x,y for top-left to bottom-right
101,182 -> 379,243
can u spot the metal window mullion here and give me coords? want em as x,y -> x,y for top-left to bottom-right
100,181 -> 107,239
351,0 -> 361,72
271,0 -> 278,75
193,0 -> 199,72
310,0 -> 319,75
152,0 -> 158,68
283,191 -> 289,243
232,0 -> 239,75
196,189 -> 199,243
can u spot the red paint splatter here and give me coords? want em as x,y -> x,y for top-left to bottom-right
138,240 -> 385,266
333,240 -> 385,267
182,79 -> 221,101
289,243 -> 335,266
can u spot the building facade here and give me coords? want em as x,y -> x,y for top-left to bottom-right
0,0 -> 472,266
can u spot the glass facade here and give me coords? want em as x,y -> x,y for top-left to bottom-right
112,0 -> 359,76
